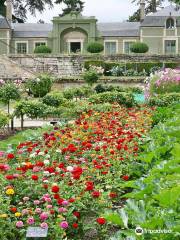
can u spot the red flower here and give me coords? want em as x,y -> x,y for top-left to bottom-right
85,181 -> 94,191
109,192 -> 117,198
7,153 -> 15,160
73,211 -> 80,219
122,175 -> 129,181
92,191 -> 101,198
69,198 -> 75,203
31,175 -> 38,181
72,223 -> 78,229
54,194 -> 60,199
51,185 -> 60,193
96,217 -> 106,225
10,207 -> 17,213
6,175 -> 14,180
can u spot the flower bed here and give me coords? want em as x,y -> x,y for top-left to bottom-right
0,105 -> 152,239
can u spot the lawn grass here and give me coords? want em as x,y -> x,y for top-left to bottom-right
0,125 -> 53,151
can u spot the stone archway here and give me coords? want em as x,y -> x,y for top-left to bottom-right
60,28 -> 88,53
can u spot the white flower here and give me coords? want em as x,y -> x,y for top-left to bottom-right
30,153 -> 36,158
44,160 -> 50,165
43,171 -> 50,176
67,166 -> 74,172
38,152 -> 44,156
43,180 -> 49,183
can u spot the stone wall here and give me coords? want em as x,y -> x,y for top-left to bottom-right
3,54 -> 180,78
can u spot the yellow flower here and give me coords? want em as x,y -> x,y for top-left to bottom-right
76,197 -> 81,201
6,188 -> 15,195
0,214 -> 8,218
57,215 -> 65,220
15,212 -> 21,217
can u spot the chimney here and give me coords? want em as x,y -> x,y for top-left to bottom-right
140,0 -> 145,21
6,0 -> 12,24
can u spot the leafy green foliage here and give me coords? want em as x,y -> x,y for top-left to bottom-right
26,74 -> 53,98
105,103 -> 180,239
87,42 -> 104,53
148,93 -> 180,107
42,92 -> 66,107
89,91 -> 136,107
130,42 -> 149,53
55,0 -> 84,16
83,70 -> 99,86
34,45 -> 52,53
0,82 -> 21,113
0,111 -> 9,129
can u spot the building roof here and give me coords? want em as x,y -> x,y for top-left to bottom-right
97,22 -> 140,37
150,5 -> 180,16
0,14 -> 10,29
141,5 -> 180,27
12,23 -> 53,38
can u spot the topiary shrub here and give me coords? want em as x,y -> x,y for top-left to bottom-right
42,93 -> 66,107
130,42 -> 149,53
83,70 -> 99,86
34,45 -> 52,54
26,74 -> 53,98
87,42 -> 104,53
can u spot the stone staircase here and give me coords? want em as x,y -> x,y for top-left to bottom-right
0,55 -> 35,79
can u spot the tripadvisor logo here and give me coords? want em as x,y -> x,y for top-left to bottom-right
135,226 -> 144,236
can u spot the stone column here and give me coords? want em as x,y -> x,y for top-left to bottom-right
140,0 -> 145,21
6,0 -> 12,24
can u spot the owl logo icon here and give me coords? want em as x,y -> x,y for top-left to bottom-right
135,227 -> 144,236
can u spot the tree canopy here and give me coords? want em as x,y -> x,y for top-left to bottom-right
0,0 -> 84,22
129,0 -> 180,22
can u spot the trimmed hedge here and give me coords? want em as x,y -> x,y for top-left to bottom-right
89,92 -> 136,107
34,45 -> 52,54
84,61 -> 180,76
130,42 -> 149,53
87,42 -> 104,53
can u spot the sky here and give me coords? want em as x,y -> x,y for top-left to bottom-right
26,0 -> 170,23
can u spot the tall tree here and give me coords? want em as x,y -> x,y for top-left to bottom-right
0,0 -> 53,22
55,0 -> 84,16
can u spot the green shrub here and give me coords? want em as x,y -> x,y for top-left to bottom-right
152,105 -> 175,126
84,60 -> 105,70
148,93 -> 180,107
130,42 -> 149,53
0,82 -> 21,113
89,92 -> 136,107
42,93 -> 66,107
87,42 -> 104,53
26,74 -> 53,98
0,111 -> 9,129
34,45 -> 52,54
83,70 -> 99,86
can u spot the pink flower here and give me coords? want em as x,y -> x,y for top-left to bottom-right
0,151 -> 5,157
16,221 -> 24,228
40,222 -> 48,229
60,221 -> 69,229
46,205 -> 53,209
58,207 -> 67,213
62,200 -> 69,206
40,212 -> 49,221
22,209 -> 29,215
27,217 -> 35,225
34,200 -> 40,205
35,208 -> 42,214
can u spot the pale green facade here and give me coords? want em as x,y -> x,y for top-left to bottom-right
0,5 -> 180,55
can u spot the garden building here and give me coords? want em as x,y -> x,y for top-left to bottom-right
0,0 -> 180,55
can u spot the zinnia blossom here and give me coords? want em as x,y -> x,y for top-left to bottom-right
60,221 -> 69,229
16,221 -> 24,228
96,217 -> 106,225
